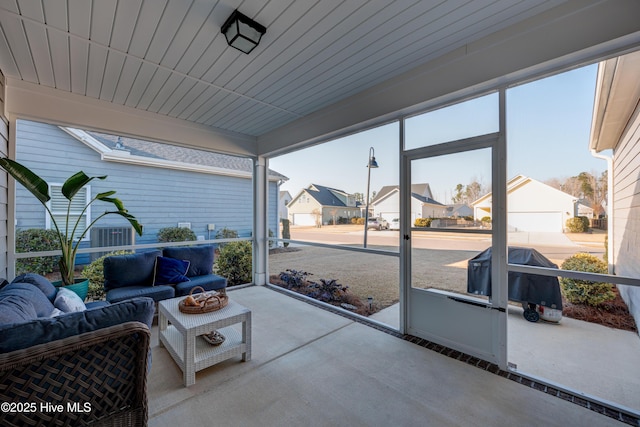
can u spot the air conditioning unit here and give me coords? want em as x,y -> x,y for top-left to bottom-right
90,226 -> 134,260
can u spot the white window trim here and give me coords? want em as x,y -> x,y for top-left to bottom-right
45,183 -> 91,242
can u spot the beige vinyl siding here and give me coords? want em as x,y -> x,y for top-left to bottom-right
611,103 -> 640,324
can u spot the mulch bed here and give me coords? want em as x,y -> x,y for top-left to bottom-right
269,275 -> 378,316
562,288 -> 637,332
269,247 -> 301,255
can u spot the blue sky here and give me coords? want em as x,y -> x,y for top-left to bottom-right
270,64 -> 606,203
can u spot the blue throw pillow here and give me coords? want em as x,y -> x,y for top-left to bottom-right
163,246 -> 214,277
11,273 -> 57,302
0,295 -> 38,324
1,283 -> 55,317
153,256 -> 190,286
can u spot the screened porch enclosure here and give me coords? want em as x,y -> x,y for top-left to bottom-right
1,1 -> 640,424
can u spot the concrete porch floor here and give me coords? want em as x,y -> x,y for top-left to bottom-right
148,286 -> 627,426
371,301 -> 640,414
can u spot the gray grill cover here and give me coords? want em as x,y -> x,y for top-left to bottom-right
467,246 -> 563,309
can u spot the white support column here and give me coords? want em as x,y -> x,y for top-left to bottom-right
5,116 -> 16,280
399,118 -> 409,335
492,88 -> 508,369
253,156 -> 268,285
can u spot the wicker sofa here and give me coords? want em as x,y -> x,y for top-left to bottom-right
0,273 -> 154,426
103,245 -> 227,303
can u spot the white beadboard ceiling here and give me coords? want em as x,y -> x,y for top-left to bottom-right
0,0 -> 566,137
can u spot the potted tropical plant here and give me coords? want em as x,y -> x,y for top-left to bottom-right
0,158 -> 143,298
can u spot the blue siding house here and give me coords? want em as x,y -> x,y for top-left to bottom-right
15,120 -> 285,263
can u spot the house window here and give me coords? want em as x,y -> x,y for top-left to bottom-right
45,184 -> 91,241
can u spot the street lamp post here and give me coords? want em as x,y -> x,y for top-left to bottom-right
363,147 -> 379,248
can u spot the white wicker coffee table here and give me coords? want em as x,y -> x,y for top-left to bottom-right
158,296 -> 252,386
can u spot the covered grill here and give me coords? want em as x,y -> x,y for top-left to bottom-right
467,246 -> 563,322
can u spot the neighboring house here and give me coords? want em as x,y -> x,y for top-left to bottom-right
445,204 -> 473,218
371,184 -> 445,224
15,120 -> 286,258
576,199 -> 595,219
279,191 -> 292,221
589,50 -> 640,333
472,175 -> 580,232
287,184 -> 360,226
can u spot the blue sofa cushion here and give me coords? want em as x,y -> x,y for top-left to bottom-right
164,246 -> 214,277
153,256 -> 190,286
0,297 -> 155,354
11,273 -> 57,302
103,250 -> 161,290
2,283 -> 55,317
85,300 -> 109,310
106,285 -> 174,303
0,293 -> 38,325
174,274 -> 227,297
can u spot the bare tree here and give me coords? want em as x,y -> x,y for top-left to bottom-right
465,181 -> 483,203
450,179 -> 486,204
551,170 -> 607,217
544,177 -> 563,190
312,208 -> 322,228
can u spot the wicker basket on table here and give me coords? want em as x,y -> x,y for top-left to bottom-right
178,286 -> 228,314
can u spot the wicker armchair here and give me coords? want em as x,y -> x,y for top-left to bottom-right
0,321 -> 150,427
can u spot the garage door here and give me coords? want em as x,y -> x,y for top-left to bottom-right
292,213 -> 317,226
508,212 -> 562,232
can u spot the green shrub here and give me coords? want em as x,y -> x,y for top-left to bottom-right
215,227 -> 238,249
480,216 -> 492,223
281,219 -> 290,247
15,228 -> 61,276
215,241 -> 252,286
414,218 -> 432,227
566,216 -> 589,233
580,215 -> 590,230
82,250 -> 132,301
560,253 -> 614,306
157,226 -> 196,242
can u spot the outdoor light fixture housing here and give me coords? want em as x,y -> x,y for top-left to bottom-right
221,10 -> 266,54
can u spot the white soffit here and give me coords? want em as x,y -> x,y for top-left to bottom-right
590,50 -> 640,152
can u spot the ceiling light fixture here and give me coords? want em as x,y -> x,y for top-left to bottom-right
221,10 -> 266,54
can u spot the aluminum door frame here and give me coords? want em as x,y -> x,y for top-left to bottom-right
399,90 -> 508,367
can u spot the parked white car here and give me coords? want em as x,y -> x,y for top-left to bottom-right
367,217 -> 389,230
389,218 -> 400,230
